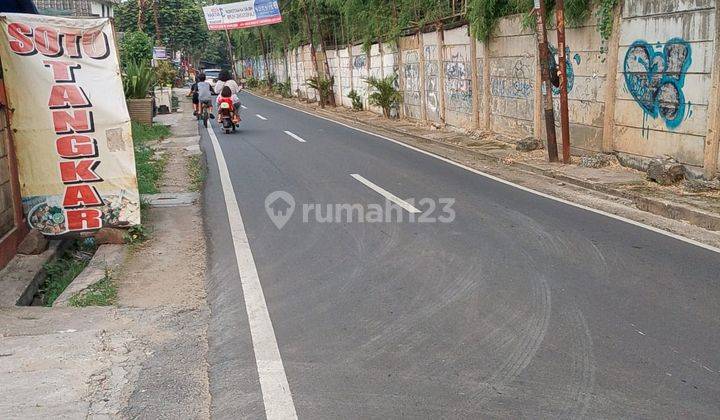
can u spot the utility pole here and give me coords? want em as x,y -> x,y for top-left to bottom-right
555,0 -> 571,163
533,0 -> 559,162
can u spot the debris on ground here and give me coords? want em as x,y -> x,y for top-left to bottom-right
683,178 -> 720,194
647,157 -> 685,185
16,229 -> 48,255
516,136 -> 541,152
579,153 -> 618,169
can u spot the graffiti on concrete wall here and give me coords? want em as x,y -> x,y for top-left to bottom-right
623,38 -> 692,130
353,55 -> 366,70
403,53 -> 421,105
491,78 -> 533,99
444,52 -> 472,113
549,45 -> 581,95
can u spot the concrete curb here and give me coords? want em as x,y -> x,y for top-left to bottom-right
0,240 -> 65,307
53,244 -> 127,307
253,92 -> 720,232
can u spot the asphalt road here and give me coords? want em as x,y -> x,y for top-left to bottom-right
201,92 -> 720,419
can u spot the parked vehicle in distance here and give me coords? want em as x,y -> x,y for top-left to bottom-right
203,68 -> 221,90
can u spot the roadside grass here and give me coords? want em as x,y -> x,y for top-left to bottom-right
69,270 -> 117,307
188,154 -> 205,192
132,122 -> 170,194
38,241 -> 95,306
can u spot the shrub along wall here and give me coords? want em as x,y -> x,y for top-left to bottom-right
243,1 -> 720,178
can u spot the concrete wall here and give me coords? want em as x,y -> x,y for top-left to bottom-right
246,3 -> 720,176
399,36 -> 422,119
443,27 -> 474,129
488,16 -> 537,138
611,0 -> 717,167
545,19 -> 608,153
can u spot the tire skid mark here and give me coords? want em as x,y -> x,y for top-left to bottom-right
557,307 -> 597,419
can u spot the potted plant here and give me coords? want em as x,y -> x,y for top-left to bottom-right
123,60 -> 156,124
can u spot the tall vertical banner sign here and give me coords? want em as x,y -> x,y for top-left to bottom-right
0,14 -> 140,236
202,0 -> 282,30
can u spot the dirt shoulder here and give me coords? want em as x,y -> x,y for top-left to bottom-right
0,93 -> 211,419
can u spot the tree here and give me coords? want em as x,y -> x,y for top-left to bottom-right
119,31 -> 153,66
115,0 -> 209,60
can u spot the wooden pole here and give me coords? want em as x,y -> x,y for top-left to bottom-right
534,0 -> 559,162
556,0 -> 571,163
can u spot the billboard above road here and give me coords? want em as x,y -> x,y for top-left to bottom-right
0,13 -> 140,236
202,0 -> 282,31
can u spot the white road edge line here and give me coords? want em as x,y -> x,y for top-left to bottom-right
351,173 -> 421,213
241,104 -> 248,109
206,124 -> 298,420
247,91 -> 720,255
284,130 -> 307,143
256,114 -> 268,120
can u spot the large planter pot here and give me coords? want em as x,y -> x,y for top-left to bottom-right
126,98 -> 153,125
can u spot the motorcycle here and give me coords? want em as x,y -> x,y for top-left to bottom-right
218,101 -> 237,134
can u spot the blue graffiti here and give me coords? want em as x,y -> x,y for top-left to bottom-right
549,45 -> 575,95
623,38 -> 692,130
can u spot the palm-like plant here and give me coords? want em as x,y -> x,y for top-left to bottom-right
364,74 -> 402,118
306,76 -> 333,108
123,60 -> 156,99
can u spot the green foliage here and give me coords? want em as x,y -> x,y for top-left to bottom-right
365,74 -> 401,118
123,60 -> 156,99
39,247 -> 89,306
125,224 -> 149,245
273,79 -> 293,98
596,0 -> 618,40
120,31 -> 153,66
115,0 -> 209,58
467,0 -> 613,41
306,76 -> 333,107
348,89 -> 363,111
131,122 -> 170,194
69,273 -> 117,307
154,60 -> 178,87
187,154 -> 206,192
245,77 -> 260,89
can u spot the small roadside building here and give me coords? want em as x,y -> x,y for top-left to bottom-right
0,0 -> 36,269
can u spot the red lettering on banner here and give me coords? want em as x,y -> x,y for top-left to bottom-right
52,109 -> 93,134
62,184 -> 102,208
81,31 -> 110,60
66,209 -> 103,230
59,159 -> 101,183
34,26 -> 62,57
63,33 -> 82,58
7,22 -> 35,55
56,135 -> 97,158
15,19 -> 122,233
48,85 -> 90,108
43,60 -> 81,82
